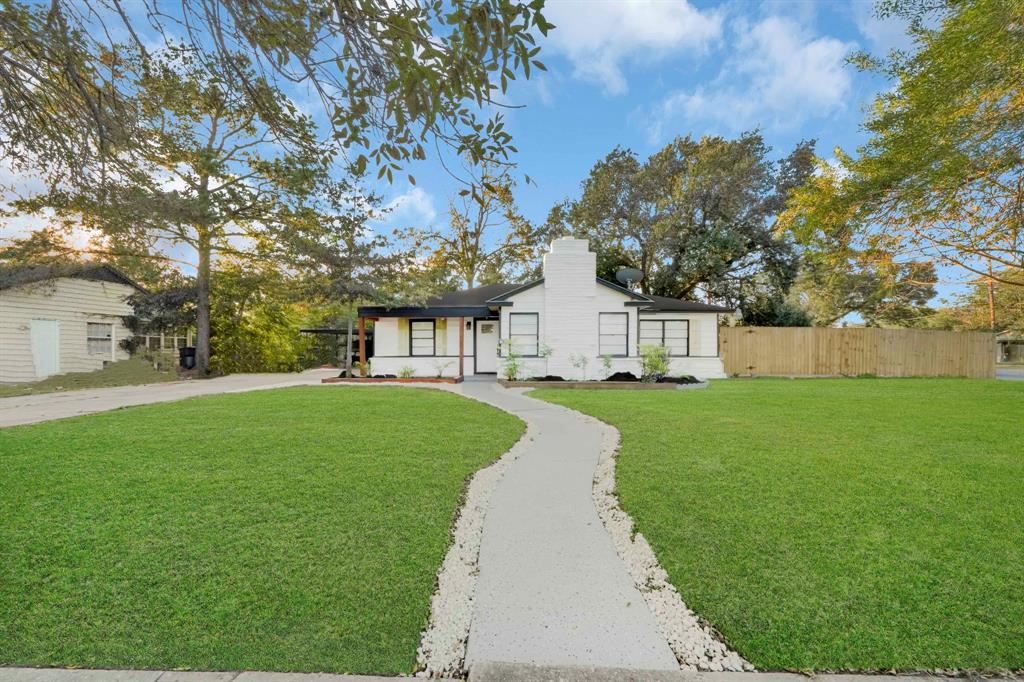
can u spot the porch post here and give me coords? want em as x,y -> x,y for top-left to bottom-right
358,316 -> 367,376
459,316 -> 465,377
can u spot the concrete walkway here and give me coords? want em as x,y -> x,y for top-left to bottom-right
0,369 -> 339,428
459,380 -> 679,671
0,669 -> 413,681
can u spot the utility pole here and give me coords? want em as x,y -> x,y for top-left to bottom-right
987,259 -> 996,330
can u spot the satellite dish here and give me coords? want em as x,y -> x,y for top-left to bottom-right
616,267 -> 644,288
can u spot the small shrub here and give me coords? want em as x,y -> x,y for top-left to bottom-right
639,345 -> 670,382
398,365 -> 415,379
538,344 -> 554,376
569,352 -> 589,380
500,339 -> 523,381
600,354 -> 613,378
431,360 -> 454,378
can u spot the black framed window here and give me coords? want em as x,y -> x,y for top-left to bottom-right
508,313 -> 539,356
638,319 -> 689,356
410,319 -> 436,356
599,313 -> 629,356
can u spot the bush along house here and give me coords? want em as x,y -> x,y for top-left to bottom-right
356,238 -> 733,380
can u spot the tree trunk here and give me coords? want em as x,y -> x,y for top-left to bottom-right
195,234 -> 212,375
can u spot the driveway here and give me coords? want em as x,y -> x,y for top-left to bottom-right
0,369 -> 338,428
996,367 -> 1024,381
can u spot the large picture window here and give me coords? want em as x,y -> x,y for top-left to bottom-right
508,313 -> 539,356
410,319 -> 436,356
599,313 -> 629,356
639,319 -> 689,356
87,322 -> 113,356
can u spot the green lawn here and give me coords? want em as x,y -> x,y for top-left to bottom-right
0,386 -> 523,674
534,379 -> 1024,671
0,358 -> 177,398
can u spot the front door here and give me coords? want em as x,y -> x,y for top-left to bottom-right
474,318 -> 499,374
30,319 -> 60,379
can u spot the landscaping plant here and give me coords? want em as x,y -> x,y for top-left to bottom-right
569,352 -> 589,380
499,339 -> 523,381
638,345 -> 670,382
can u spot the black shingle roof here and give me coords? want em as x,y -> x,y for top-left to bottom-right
0,263 -> 146,293
358,279 -> 733,316
638,294 -> 734,313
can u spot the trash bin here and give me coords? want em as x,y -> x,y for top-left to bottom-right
179,346 -> 196,370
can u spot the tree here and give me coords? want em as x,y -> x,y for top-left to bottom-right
925,267 -> 1024,332
18,47 -> 361,374
554,133 -> 815,321
781,0 -> 1024,286
792,258 -> 937,327
0,0 -> 550,187
0,227 -> 78,265
782,158 -> 940,326
401,164 -> 544,288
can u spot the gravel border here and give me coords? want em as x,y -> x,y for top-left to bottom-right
570,406 -> 752,672
414,421 -> 536,678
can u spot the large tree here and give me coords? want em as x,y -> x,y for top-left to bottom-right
0,0 -> 550,187
782,160 -> 940,327
552,132 -> 814,321
18,48 -> 371,374
781,0 -> 1024,286
400,164 -> 545,288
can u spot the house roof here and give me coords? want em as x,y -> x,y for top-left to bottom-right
357,277 -> 733,317
634,294 -> 735,314
0,263 -> 146,293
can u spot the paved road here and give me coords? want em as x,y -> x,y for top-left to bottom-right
0,370 -> 339,428
460,380 -> 678,671
996,367 -> 1024,381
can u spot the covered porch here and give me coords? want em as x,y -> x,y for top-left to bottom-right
354,306 -> 500,378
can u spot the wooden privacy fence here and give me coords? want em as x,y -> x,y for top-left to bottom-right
720,327 -> 995,378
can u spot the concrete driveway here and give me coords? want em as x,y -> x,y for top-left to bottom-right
0,369 -> 339,428
996,367 -> 1024,381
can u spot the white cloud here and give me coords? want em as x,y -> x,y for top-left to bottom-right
382,187 -> 437,228
643,15 -> 856,141
851,1 -> 914,55
542,0 -> 723,95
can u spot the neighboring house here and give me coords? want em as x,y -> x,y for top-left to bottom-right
0,264 -> 145,383
996,330 -> 1023,364
357,237 -> 733,380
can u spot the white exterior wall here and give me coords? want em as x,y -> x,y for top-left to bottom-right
497,238 -> 726,380
366,238 -> 726,380
369,315 -> 475,378
0,277 -> 136,384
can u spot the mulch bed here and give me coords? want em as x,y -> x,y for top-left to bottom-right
323,376 -> 463,384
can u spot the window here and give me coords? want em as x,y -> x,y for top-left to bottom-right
639,319 -> 689,356
599,313 -> 629,356
508,313 -> 539,355
410,319 -> 436,356
87,322 -> 113,356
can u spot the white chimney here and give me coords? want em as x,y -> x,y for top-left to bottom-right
542,237 -> 596,285
542,238 -> 599,374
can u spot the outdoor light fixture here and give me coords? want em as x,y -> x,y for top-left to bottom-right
466,320 -> 472,330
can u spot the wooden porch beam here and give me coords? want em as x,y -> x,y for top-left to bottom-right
358,316 -> 367,376
459,316 -> 465,377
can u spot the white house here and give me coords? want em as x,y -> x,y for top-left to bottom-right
0,264 -> 144,383
357,237 -> 732,380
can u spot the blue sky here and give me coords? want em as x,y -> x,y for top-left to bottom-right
4,0 -> 965,301
380,0 -> 907,236
375,0 -> 973,300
